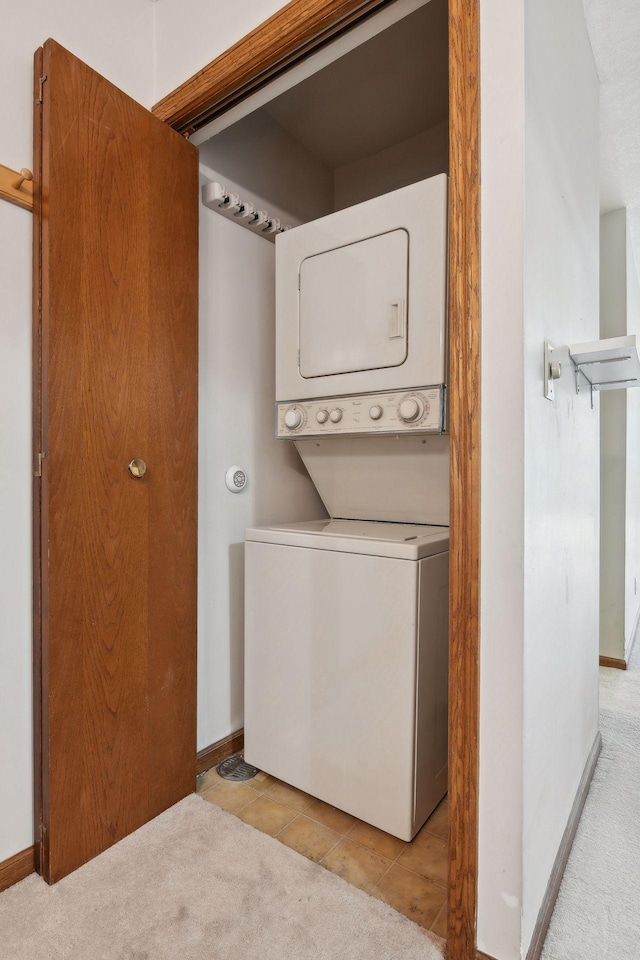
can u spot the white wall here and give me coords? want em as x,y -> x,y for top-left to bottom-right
154,0 -> 289,103
624,224 -> 640,659
600,386 -> 627,659
600,210 -> 629,660
334,121 -> 448,210
197,172 -> 326,750
199,110 -> 334,226
478,0 -> 526,955
0,0 -> 154,865
600,209 -> 640,662
197,97 -> 336,748
521,0 -> 600,949
479,0 -> 600,956
200,100 -> 448,223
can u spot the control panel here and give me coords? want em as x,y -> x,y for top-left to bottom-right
276,387 -> 445,438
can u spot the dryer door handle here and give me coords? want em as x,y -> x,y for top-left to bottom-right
389,299 -> 405,340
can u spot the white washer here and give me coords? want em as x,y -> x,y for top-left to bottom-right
244,519 -> 449,841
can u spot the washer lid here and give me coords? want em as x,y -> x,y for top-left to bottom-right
245,519 -> 449,560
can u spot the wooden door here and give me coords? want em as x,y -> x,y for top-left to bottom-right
33,39 -> 198,883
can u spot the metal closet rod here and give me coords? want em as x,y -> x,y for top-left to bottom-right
201,180 -> 292,242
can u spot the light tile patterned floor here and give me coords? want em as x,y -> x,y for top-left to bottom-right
197,765 -> 448,937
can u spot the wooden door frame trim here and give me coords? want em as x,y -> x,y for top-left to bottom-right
0,846 -> 35,893
599,655 -> 626,671
32,45 -> 45,876
196,729 -> 245,776
152,0 -> 398,134
446,1 -> 480,956
152,2 -> 481,958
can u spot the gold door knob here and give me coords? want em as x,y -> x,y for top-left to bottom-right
128,458 -> 147,478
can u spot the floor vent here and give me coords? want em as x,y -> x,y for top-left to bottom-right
217,753 -> 259,782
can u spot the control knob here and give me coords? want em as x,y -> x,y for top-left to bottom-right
399,397 -> 425,423
329,408 -> 343,423
369,405 -> 383,421
284,407 -> 303,430
316,409 -> 329,424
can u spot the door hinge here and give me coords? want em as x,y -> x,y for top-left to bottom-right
36,75 -> 47,105
35,451 -> 45,478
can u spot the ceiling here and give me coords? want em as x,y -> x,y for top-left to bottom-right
263,0 -> 448,169
582,0 -> 640,275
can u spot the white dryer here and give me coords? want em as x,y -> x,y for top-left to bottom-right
244,520 -> 449,841
276,174 -> 448,406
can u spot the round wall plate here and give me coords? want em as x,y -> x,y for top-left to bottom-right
225,465 -> 247,492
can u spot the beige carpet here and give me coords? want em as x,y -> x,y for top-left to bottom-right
0,795 -> 444,960
541,642 -> 640,958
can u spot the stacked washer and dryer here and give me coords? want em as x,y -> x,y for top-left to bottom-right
244,174 -> 449,842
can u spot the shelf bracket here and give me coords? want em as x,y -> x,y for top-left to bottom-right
573,365 -> 596,409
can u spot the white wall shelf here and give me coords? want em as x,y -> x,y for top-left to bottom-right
569,335 -> 640,404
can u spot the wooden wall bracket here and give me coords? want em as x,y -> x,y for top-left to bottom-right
0,163 -> 34,210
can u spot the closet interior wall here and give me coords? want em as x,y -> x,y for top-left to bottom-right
197,0 -> 449,752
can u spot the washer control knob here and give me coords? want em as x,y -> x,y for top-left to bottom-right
284,407 -> 303,429
399,397 -> 424,422
369,405 -> 383,421
329,408 -> 343,423
316,409 -> 329,424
